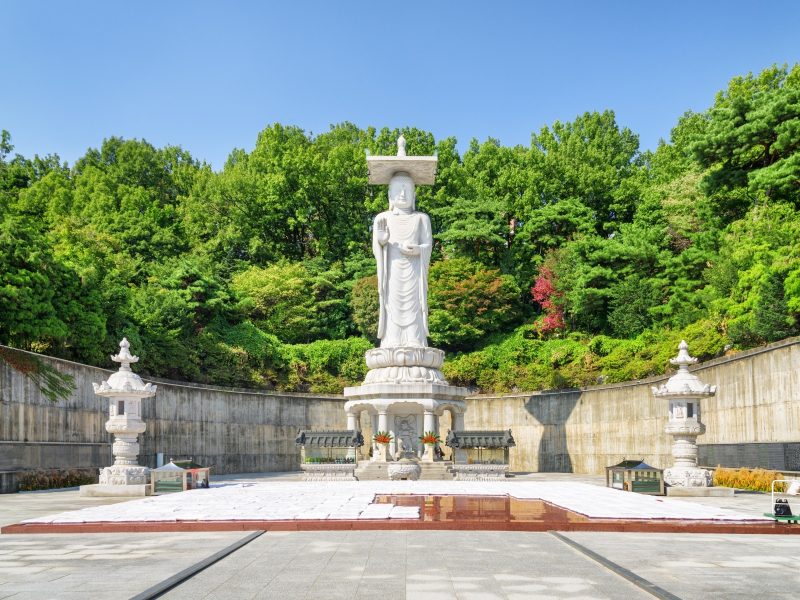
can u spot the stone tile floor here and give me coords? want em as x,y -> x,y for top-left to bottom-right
162,530 -> 800,600
162,530 -> 656,600
0,531 -> 248,600
1,473 -> 798,599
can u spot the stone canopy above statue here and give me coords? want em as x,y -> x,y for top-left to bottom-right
366,135 -> 438,185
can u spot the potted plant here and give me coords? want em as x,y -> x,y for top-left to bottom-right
373,431 -> 393,462
419,431 -> 441,462
373,431 -> 393,444
419,431 -> 441,445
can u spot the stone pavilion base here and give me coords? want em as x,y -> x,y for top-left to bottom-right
666,486 -> 735,497
300,464 -> 357,481
452,465 -> 509,481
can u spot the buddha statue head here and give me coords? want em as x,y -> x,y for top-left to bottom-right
388,172 -> 416,213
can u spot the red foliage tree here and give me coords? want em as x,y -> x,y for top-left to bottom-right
531,266 -> 565,334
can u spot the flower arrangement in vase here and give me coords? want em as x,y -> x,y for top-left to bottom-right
373,431 -> 393,444
419,431 -> 441,445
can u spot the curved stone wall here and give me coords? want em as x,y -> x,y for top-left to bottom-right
1,337 -> 798,481
0,347 -> 345,477
466,338 -> 800,473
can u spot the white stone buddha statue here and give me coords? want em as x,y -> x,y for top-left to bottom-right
372,171 -> 433,348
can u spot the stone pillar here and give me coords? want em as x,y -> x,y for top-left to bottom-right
346,412 -> 358,431
453,412 -> 465,431
452,411 -> 467,464
378,411 -> 389,434
423,411 -> 436,434
421,411 -> 437,462
371,414 -> 379,457
346,412 -> 358,460
377,411 -> 391,460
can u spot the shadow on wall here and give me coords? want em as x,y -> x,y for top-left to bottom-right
525,390 -> 581,473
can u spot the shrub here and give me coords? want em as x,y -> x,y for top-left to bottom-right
284,337 -> 371,393
712,466 -> 785,492
191,319 -> 288,388
18,468 -> 98,491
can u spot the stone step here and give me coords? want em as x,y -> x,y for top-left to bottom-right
354,461 -> 454,481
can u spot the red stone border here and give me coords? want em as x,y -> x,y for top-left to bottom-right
4,518 -> 799,535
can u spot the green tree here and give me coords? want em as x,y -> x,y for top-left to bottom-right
705,201 -> 800,345
752,270 -> 797,342
693,63 -> 800,205
520,110 -> 641,242
127,257 -> 232,378
350,275 -> 379,342
231,261 -> 320,344
434,139 -> 524,269
70,138 -> 196,270
0,215 -> 65,347
428,258 -> 522,350
607,275 -> 661,338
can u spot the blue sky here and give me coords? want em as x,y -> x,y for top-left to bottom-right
2,1 -> 799,169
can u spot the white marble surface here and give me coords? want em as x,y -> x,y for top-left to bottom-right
23,481 -> 768,524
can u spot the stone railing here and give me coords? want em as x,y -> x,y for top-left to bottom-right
452,464 -> 509,481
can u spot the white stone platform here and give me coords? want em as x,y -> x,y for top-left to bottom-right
23,480 -> 767,525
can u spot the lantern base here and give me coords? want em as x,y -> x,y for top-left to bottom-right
99,465 -> 149,486
664,466 -> 712,488
79,483 -> 150,497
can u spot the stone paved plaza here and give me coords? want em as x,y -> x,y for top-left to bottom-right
17,478 -> 764,526
2,473 -> 800,599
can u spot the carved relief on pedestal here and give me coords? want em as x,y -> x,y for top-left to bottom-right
663,467 -> 712,487
395,415 -> 418,455
99,465 -> 149,486
364,364 -> 446,385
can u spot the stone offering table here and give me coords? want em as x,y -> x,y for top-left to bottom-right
446,430 -> 515,481
296,430 -> 363,481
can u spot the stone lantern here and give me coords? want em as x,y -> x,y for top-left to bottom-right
651,340 -> 716,489
80,338 -> 157,497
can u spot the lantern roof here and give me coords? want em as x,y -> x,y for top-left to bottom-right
606,459 -> 661,472
92,338 -> 157,397
651,340 -> 716,398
